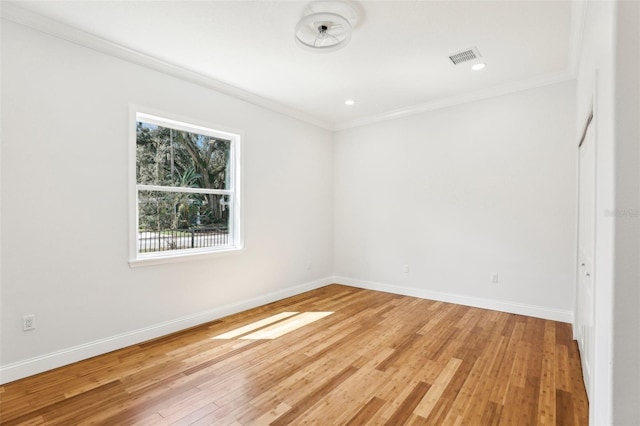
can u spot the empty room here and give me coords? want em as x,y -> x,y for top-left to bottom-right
1,1 -> 638,425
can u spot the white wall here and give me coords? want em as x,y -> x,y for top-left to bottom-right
613,1 -> 640,424
5,11 -> 636,423
574,1 -> 617,424
334,81 -> 577,320
0,21 -> 334,382
575,1 -> 640,423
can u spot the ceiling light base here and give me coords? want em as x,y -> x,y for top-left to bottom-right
295,1 -> 357,53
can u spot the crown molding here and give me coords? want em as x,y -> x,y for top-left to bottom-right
332,1 -> 586,131
2,1 -> 586,134
0,2 -> 332,131
333,70 -> 576,131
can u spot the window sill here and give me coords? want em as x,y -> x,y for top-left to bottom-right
129,246 -> 243,268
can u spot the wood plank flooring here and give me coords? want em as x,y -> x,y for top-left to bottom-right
0,285 -> 589,425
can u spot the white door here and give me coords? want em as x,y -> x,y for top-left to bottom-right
576,115 -> 595,398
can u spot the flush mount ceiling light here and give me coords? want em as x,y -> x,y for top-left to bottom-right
295,1 -> 358,53
472,63 -> 486,71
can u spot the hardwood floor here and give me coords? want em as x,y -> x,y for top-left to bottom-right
0,285 -> 588,425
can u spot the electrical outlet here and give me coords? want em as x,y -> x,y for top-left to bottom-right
491,273 -> 499,283
403,264 -> 409,273
23,314 -> 36,331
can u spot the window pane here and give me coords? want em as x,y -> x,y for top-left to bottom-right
137,190 -> 230,254
136,121 -> 231,190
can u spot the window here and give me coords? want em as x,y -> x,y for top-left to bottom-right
130,110 -> 242,265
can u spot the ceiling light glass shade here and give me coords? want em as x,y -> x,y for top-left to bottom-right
295,12 -> 352,53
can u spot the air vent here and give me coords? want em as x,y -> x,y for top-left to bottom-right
449,47 -> 482,65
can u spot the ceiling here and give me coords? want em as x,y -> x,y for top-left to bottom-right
4,1 -> 581,129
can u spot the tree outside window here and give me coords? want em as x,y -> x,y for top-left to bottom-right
132,112 -> 241,260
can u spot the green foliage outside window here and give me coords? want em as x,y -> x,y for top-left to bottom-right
136,122 -> 231,232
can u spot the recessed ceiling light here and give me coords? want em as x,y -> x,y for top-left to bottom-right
345,99 -> 355,106
472,63 -> 486,71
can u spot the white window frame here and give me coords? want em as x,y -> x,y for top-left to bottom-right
129,106 -> 243,267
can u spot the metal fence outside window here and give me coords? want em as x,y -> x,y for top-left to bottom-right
138,226 -> 229,253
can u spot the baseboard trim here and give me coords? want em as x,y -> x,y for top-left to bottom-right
1,275 -> 574,384
333,276 -> 574,323
0,276 -> 333,385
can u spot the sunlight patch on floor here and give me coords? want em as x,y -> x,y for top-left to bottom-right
241,312 -> 333,339
212,312 -> 299,339
212,311 -> 333,340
